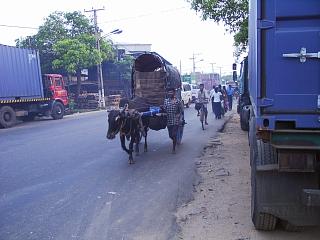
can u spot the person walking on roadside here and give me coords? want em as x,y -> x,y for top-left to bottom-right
222,85 -> 229,113
209,86 -> 216,114
226,84 -> 234,110
197,83 -> 209,125
211,87 -> 223,119
163,88 -> 183,154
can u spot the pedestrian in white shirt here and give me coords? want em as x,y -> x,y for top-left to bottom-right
209,86 -> 216,113
210,87 -> 223,119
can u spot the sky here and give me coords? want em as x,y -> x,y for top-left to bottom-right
0,0 -> 236,75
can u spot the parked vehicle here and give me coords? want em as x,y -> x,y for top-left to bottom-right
190,84 -> 199,102
0,44 -> 68,128
238,0 -> 320,231
181,82 -> 192,108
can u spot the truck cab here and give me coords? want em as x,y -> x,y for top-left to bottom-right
43,74 -> 68,106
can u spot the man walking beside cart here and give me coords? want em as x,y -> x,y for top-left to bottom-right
163,88 -> 183,154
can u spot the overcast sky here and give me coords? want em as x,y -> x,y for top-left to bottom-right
0,0 -> 236,75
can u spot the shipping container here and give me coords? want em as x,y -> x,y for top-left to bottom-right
248,0 -> 320,129
0,44 -> 44,100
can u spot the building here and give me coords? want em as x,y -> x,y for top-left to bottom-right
193,73 -> 220,90
115,43 -> 152,59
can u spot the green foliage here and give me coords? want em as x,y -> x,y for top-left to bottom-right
100,39 -> 115,62
52,36 -> 98,73
116,55 -> 134,81
188,0 -> 249,53
52,34 -> 113,74
15,11 -> 113,73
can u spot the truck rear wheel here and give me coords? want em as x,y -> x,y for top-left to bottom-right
51,102 -> 64,120
250,117 -> 278,231
0,106 -> 16,128
251,146 -> 278,231
240,106 -> 250,131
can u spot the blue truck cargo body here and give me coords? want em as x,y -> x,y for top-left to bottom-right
0,44 -> 44,100
249,0 -> 320,130
246,0 -> 320,230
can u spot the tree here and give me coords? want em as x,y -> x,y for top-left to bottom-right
16,11 -> 114,101
116,55 -> 134,82
187,0 -> 248,54
16,12 -> 68,73
16,11 -> 96,73
52,34 -> 114,101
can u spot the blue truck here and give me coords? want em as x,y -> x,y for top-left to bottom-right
238,0 -> 320,231
0,44 -> 69,128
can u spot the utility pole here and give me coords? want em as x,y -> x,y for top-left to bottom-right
218,66 -> 222,84
85,7 -> 105,108
209,62 -> 215,89
190,53 -> 196,84
189,53 -> 202,84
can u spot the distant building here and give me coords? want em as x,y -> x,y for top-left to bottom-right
115,43 -> 152,59
193,73 -> 220,90
115,43 -> 151,52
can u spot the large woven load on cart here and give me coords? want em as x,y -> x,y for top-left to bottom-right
129,52 -> 182,131
132,52 -> 181,106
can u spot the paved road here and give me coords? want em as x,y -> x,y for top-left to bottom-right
0,106 -> 227,240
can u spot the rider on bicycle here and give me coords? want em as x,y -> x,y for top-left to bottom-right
197,83 -> 209,125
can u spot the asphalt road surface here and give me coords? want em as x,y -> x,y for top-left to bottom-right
0,106 -> 227,240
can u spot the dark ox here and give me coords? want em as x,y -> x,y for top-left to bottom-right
106,109 -> 148,164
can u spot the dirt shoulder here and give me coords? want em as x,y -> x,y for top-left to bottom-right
175,114 -> 320,240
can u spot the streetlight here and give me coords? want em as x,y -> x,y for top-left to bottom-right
101,29 -> 123,38
97,29 -> 123,108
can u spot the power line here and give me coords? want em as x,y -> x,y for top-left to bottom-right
100,6 -> 186,24
0,6 -> 186,31
0,24 -> 38,30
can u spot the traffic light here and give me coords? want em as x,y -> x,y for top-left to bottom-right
232,63 -> 237,71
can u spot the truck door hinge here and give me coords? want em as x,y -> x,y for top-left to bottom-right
258,98 -> 274,107
258,20 -> 275,29
283,47 -> 320,63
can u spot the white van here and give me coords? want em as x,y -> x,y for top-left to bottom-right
190,84 -> 200,102
181,82 -> 192,108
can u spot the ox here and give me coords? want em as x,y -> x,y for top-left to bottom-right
106,108 -> 148,164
